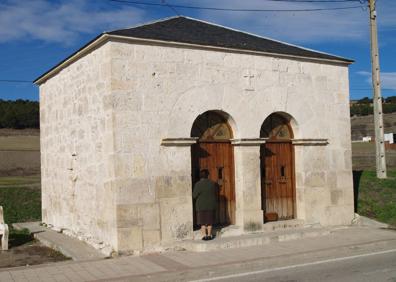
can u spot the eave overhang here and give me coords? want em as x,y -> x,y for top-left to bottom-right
34,34 -> 354,85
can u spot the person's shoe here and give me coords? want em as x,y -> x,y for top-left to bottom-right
202,236 -> 208,241
207,235 -> 213,241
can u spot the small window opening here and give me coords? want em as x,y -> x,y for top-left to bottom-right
280,166 -> 285,177
218,167 -> 223,179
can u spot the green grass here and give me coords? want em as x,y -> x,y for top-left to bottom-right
0,175 -> 40,186
0,177 -> 41,224
356,170 -> 396,226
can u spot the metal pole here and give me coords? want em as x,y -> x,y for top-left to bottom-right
369,0 -> 387,178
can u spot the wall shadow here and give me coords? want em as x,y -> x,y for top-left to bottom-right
353,170 -> 363,213
9,229 -> 34,248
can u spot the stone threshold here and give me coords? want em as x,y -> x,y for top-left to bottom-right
192,219 -> 306,240
180,221 -> 329,252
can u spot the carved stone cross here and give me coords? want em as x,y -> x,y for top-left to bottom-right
243,70 -> 255,91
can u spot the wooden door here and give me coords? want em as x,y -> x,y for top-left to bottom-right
261,142 -> 295,221
192,142 -> 235,226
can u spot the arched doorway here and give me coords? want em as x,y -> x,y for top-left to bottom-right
191,111 -> 235,228
260,113 -> 296,222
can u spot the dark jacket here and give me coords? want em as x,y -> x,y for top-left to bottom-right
192,178 -> 217,211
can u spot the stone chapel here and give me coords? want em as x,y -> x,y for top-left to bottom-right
34,16 -> 355,254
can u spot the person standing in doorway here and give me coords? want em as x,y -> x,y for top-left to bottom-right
193,169 -> 217,241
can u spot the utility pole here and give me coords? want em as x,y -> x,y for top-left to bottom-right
369,0 -> 387,178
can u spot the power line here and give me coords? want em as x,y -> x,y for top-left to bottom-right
161,0 -> 180,15
351,88 -> 396,91
0,80 -> 33,83
260,0 -> 364,2
109,0 -> 366,12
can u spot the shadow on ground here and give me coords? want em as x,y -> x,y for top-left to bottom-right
8,228 -> 34,248
0,228 -> 69,269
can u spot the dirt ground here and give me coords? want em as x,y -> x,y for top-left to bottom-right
0,129 -> 40,177
0,241 -> 69,269
351,112 -> 396,140
0,233 -> 69,269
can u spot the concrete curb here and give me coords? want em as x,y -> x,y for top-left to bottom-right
12,222 -> 107,261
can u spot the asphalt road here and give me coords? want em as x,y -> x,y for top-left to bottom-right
192,249 -> 396,282
128,240 -> 396,282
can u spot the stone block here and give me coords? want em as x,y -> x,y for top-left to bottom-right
342,185 -> 355,206
113,154 -> 133,178
132,153 -> 147,178
304,187 -> 329,223
155,175 -> 191,199
295,171 -> 304,187
336,170 -> 353,189
295,188 -> 305,220
242,209 -> 263,232
143,230 -> 161,247
117,226 -> 143,252
116,204 -> 141,228
114,112 -> 141,131
304,171 -> 326,188
323,205 -> 354,226
305,147 -> 327,171
160,197 -> 193,242
344,149 -> 352,170
115,178 -> 155,205
325,171 -> 337,190
331,190 -> 343,205
111,42 -> 134,58
141,203 -> 160,230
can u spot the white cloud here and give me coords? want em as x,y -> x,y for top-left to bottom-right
0,0 -> 146,44
357,71 -> 396,90
0,0 -> 395,45
382,73 -> 396,90
357,71 -> 371,77
178,0 -> 396,44
378,0 -> 396,28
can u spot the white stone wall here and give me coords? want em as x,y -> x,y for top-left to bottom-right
40,39 -> 354,253
108,40 -> 354,252
39,43 -> 118,252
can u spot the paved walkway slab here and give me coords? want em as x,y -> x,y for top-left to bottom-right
13,222 -> 107,261
0,226 -> 394,282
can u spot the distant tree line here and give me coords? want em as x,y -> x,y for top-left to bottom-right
350,96 -> 396,116
0,99 -> 39,129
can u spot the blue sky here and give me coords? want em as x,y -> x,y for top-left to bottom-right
0,0 -> 395,101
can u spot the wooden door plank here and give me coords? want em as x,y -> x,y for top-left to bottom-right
222,143 -> 229,224
281,143 -> 288,219
191,141 -> 234,226
263,142 -> 296,221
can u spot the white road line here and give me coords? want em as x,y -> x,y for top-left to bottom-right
190,248 -> 396,282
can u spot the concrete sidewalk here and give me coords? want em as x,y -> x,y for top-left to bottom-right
0,225 -> 395,282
